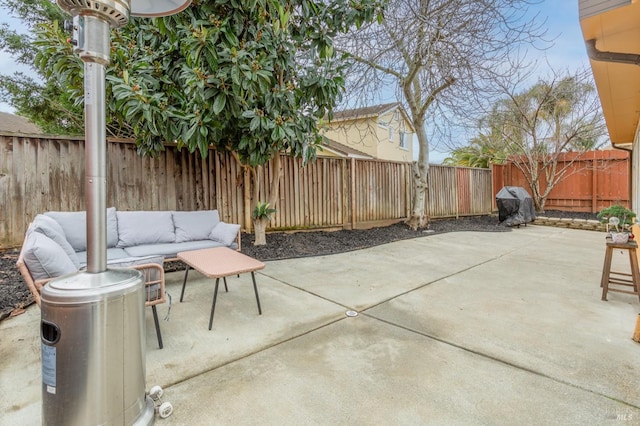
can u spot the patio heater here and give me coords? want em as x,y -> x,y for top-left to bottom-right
39,0 -> 190,425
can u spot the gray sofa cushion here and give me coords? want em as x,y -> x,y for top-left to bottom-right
124,240 -> 230,259
209,222 -> 241,246
116,211 -> 175,248
107,255 -> 164,268
173,210 -> 220,243
76,248 -> 130,268
30,215 -> 80,268
46,207 -> 118,251
22,232 -> 78,280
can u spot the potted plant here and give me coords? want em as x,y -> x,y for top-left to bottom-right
597,205 -> 636,241
252,202 -> 276,246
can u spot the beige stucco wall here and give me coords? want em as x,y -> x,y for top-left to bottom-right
322,119 -> 379,157
375,110 -> 413,162
322,108 -> 414,162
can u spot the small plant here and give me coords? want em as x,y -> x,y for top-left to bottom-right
252,202 -> 277,221
597,205 -> 636,231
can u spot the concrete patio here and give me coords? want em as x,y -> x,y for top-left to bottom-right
2,225 -> 639,425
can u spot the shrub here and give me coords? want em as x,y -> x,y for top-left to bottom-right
597,205 -> 636,226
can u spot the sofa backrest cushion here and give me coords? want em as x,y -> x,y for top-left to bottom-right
117,211 -> 175,248
23,232 -> 78,280
45,207 -> 118,251
30,214 -> 80,268
209,221 -> 241,246
173,210 -> 220,243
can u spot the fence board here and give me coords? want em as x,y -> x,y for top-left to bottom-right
1,134 -> 494,247
493,150 -> 630,212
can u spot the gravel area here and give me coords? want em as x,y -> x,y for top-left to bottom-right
0,211 -> 598,320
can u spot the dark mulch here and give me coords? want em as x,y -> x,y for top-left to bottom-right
0,211 -> 597,321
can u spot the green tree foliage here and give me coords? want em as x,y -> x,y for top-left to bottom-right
443,127 -> 508,169
2,0 -> 383,243
15,0 -> 383,167
0,0 -> 83,134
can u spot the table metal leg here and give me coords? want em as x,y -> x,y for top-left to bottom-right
251,272 -> 262,315
151,305 -> 163,350
180,265 -> 191,302
209,277 -> 220,330
223,277 -> 228,292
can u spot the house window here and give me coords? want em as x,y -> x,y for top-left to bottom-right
378,120 -> 388,128
399,132 -> 409,149
389,126 -> 394,142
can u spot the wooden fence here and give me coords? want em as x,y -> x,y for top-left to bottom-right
492,150 -> 630,212
0,134 -> 493,248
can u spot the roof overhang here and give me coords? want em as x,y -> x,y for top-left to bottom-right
579,0 -> 640,147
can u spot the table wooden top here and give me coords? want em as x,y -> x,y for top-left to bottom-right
605,236 -> 638,249
177,247 -> 265,278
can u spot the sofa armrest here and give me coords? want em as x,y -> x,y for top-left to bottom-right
131,263 -> 166,306
16,246 -> 52,307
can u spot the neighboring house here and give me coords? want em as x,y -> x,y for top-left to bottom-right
0,112 -> 42,134
321,102 -> 414,162
579,0 -> 640,213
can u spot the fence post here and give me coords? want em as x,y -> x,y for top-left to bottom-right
243,168 -> 252,232
592,150 -> 598,213
351,157 -> 356,229
406,163 -> 412,219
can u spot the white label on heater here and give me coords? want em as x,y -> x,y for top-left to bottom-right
42,344 -> 56,387
47,385 -> 56,395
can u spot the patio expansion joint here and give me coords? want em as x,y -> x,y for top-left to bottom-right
362,248 -> 516,313
162,315 -> 348,390
257,270 -> 359,312
363,313 -> 640,411
162,271 -> 360,391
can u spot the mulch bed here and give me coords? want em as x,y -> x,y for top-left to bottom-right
0,211 -> 596,321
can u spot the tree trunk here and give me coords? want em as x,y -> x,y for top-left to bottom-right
253,218 -> 268,246
406,120 -> 430,230
407,161 -> 429,229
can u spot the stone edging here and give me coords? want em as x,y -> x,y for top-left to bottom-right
534,216 -> 606,232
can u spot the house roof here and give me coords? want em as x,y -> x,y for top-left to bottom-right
330,102 -> 416,133
0,112 -> 43,134
331,102 -> 399,122
320,138 -> 373,159
579,0 -> 640,147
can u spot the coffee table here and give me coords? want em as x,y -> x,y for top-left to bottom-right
177,247 -> 265,330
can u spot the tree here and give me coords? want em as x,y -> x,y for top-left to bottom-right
443,132 -> 508,169
334,0 -> 547,229
4,0 -> 383,244
449,69 -> 607,211
0,0 -> 84,134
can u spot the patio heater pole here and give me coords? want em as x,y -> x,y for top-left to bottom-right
38,2 -> 191,424
78,14 -> 112,273
57,2 -> 192,272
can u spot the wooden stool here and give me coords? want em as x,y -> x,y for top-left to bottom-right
600,237 -> 640,302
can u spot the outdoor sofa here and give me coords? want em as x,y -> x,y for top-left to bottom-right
16,208 -> 241,349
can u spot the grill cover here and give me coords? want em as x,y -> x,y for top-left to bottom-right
496,186 -> 536,226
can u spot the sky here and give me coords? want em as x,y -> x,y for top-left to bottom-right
0,1 -> 590,163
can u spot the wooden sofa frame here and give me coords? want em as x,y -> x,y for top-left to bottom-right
17,248 -> 167,349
